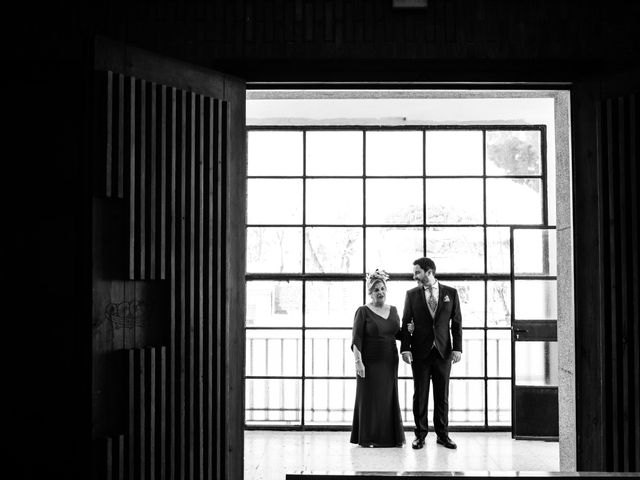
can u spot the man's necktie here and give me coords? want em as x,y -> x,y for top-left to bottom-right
426,286 -> 437,314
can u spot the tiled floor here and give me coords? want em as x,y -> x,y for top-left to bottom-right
244,431 -> 559,480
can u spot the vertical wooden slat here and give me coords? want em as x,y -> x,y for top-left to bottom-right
128,76 -> 137,280
169,85 -> 177,480
215,100 -> 224,480
146,347 -> 156,480
160,84 -> 168,280
127,350 -> 135,480
179,87 -> 187,480
605,98 -> 619,469
150,82 -> 157,280
617,96 -> 629,472
188,90 -> 196,480
106,71 -> 113,198
196,93 -> 205,480
139,79 -> 147,280
118,434 -> 125,480
203,96 -> 215,480
106,436 -> 113,480
118,73 -> 125,199
137,349 -> 146,480
631,94 -> 640,472
159,346 -> 167,480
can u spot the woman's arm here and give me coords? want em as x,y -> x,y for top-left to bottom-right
351,307 -> 365,378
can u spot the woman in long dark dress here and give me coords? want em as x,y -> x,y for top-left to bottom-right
350,269 -> 405,447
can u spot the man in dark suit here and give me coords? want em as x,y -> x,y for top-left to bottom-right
401,257 -> 462,450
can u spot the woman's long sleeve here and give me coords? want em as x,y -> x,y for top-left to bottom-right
351,307 -> 365,353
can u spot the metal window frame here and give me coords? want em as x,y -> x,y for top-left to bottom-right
245,124 -> 549,431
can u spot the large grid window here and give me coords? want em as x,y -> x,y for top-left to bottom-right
246,126 -> 549,429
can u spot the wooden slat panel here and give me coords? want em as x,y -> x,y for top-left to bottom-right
598,91 -> 640,471
630,94 -> 640,472
95,54 -> 245,478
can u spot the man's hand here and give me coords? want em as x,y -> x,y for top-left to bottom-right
451,351 -> 462,363
401,352 -> 413,364
355,359 -> 366,378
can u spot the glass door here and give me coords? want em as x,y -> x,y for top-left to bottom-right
511,227 -> 558,439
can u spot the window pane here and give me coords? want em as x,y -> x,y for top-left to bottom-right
384,280 -> 419,322
457,329 -> 485,377
245,379 -> 301,425
306,131 -> 363,176
449,380 -> 485,425
487,329 -> 511,377
514,280 -> 557,320
304,379 -> 356,425
306,179 -> 362,224
247,227 -> 302,273
487,227 -> 510,274
426,179 -> 483,224
425,131 -> 483,175
305,227 -> 363,273
248,179 -> 302,224
514,229 -> 557,276
246,330 -> 302,376
306,281 -> 364,327
246,281 -> 302,327
366,227 -> 424,273
366,131 -> 423,175
486,178 -> 542,224
486,130 -> 542,175
515,341 -> 558,386
398,379 -> 416,425
248,131 -> 303,176
488,379 -> 511,426
426,227 -> 484,273
366,179 -> 423,224
447,281 -> 484,327
305,330 -> 352,377
487,281 -> 512,327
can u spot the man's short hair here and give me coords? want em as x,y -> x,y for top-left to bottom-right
413,257 -> 436,274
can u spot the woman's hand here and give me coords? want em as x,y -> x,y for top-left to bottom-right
355,359 -> 365,378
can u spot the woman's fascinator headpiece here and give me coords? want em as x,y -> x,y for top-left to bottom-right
366,269 -> 390,293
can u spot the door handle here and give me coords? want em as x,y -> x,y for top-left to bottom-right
514,328 -> 528,340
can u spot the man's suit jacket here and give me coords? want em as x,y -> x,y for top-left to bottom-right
400,283 -> 463,359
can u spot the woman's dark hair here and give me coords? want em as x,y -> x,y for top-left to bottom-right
413,257 -> 436,274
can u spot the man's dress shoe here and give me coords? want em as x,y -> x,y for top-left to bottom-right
436,436 -> 457,449
411,437 -> 425,449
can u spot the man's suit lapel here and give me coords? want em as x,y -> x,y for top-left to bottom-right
416,286 -> 432,320
433,284 -> 446,322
